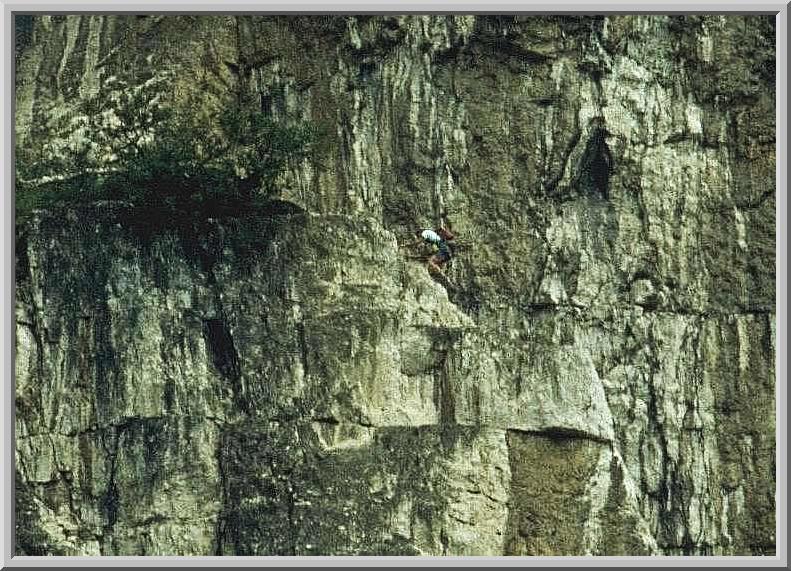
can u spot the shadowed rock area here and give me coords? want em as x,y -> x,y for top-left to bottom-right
15,15 -> 775,556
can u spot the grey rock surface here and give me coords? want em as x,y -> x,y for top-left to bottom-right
15,15 -> 775,555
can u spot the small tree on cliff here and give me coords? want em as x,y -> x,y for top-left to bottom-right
96,75 -> 316,211
16,69 -> 316,220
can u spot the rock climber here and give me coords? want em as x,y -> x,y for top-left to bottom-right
413,226 -> 455,275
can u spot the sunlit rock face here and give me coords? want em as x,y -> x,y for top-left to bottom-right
15,15 -> 775,556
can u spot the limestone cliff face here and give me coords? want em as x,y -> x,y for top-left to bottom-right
15,15 -> 775,556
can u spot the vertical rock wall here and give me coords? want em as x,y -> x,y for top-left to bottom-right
15,15 -> 775,555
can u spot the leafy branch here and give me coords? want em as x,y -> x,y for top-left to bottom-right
16,68 -> 317,224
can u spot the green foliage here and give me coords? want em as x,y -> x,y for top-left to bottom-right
16,69 -> 317,227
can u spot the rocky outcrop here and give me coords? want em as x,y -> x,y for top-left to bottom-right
15,15 -> 775,556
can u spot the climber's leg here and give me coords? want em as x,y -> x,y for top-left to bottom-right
428,254 -> 444,274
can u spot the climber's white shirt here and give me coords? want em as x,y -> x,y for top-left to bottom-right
421,229 -> 442,244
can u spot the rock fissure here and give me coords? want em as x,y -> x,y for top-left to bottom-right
14,14 -> 775,556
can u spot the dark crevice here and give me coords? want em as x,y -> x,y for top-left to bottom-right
94,301 -> 121,425
15,230 -> 32,284
572,121 -> 613,200
99,427 -> 122,555
512,425 -> 612,445
214,434 -> 228,556
431,337 -> 461,450
202,318 -> 240,380
202,317 -> 245,412
644,330 -> 673,547
439,527 -> 450,555
163,378 -> 176,414
436,352 -> 455,427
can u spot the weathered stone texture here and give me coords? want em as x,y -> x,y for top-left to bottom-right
15,15 -> 775,555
